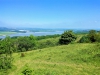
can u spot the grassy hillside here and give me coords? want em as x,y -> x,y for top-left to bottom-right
5,43 -> 100,75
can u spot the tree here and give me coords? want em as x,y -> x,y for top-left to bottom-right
0,36 -> 13,69
96,31 -> 100,42
59,31 -> 77,45
29,35 -> 37,49
17,35 -> 37,52
88,30 -> 97,42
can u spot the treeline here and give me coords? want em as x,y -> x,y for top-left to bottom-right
0,34 -> 61,54
36,34 -> 60,40
1,30 -> 100,54
0,35 -> 36,54
79,30 -> 100,43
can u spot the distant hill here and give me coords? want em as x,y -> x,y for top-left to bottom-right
0,27 -> 27,33
0,27 -> 99,34
0,27 -> 12,31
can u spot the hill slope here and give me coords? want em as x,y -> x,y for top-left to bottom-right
8,43 -> 100,75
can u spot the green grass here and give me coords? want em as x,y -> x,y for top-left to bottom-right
4,43 -> 99,75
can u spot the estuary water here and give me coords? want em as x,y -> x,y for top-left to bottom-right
0,31 -> 63,38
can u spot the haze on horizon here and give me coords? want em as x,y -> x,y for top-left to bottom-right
0,0 -> 100,29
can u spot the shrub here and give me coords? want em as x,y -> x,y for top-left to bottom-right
59,31 -> 77,45
22,67 -> 33,75
21,53 -> 25,57
87,30 -> 97,42
0,55 -> 13,69
79,36 -> 90,43
0,36 -> 13,70
96,31 -> 100,42
17,36 -> 37,52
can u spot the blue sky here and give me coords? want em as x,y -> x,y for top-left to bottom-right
0,0 -> 100,29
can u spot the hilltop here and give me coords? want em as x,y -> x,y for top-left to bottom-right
5,43 -> 100,75
0,30 -> 100,75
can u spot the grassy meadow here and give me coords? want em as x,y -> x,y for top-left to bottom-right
5,43 -> 99,75
0,32 -> 100,75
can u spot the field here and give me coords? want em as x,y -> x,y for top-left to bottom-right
0,32 -> 16,36
4,43 -> 99,75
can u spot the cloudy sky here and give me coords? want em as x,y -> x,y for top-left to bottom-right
0,0 -> 100,29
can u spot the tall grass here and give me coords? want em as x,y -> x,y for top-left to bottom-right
5,43 -> 100,75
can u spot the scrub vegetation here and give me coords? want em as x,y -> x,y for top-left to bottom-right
0,30 -> 100,75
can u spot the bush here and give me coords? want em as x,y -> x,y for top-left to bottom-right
17,36 -> 37,52
0,55 -> 13,69
79,36 -> 90,43
96,31 -> 100,42
59,31 -> 77,45
87,30 -> 97,42
21,53 -> 25,57
22,67 -> 33,75
0,36 -> 13,70
79,30 -> 100,43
